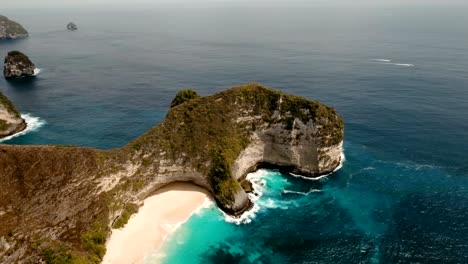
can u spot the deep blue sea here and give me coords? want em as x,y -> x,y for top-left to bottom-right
1,4 -> 468,263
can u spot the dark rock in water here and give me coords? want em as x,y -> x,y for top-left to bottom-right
0,15 -> 28,39
0,92 -> 26,139
240,179 -> 253,193
67,22 -> 78,31
4,51 -> 37,79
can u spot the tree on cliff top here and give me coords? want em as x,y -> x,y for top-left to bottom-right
170,89 -> 200,108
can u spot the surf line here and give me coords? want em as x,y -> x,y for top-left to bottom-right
0,113 -> 46,143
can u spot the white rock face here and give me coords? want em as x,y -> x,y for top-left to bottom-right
318,141 -> 343,173
138,159 -> 211,199
232,118 -> 343,180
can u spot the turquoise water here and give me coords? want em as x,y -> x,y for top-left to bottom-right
1,3 -> 468,263
159,142 -> 467,263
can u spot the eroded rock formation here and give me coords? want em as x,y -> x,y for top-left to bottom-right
67,22 -> 78,31
0,15 -> 28,40
0,93 -> 26,139
3,51 -> 37,79
0,84 -> 344,263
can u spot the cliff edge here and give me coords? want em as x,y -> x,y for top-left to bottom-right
0,15 -> 28,40
0,93 -> 26,139
0,84 -> 343,263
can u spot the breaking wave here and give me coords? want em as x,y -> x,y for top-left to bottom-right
389,63 -> 414,67
33,68 -> 41,76
372,59 -> 392,62
222,169 -> 269,225
0,113 -> 46,143
371,59 -> 415,67
289,150 -> 346,181
223,150 -> 345,224
283,189 -> 322,196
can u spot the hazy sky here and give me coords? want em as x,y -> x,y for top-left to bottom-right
3,0 -> 467,9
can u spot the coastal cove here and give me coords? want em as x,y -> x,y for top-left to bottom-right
0,83 -> 345,263
1,4 -> 468,264
103,183 -> 211,264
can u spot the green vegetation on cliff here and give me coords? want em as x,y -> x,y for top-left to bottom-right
236,84 -> 344,146
0,92 -> 21,117
0,83 -> 343,263
4,50 -> 36,72
209,148 -> 241,205
0,120 -> 7,130
112,203 -> 139,229
170,89 -> 200,108
129,83 -> 343,205
0,15 -> 28,39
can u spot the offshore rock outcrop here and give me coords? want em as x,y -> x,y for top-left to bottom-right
0,84 -> 343,263
67,22 -> 78,31
0,93 -> 26,139
0,15 -> 28,40
3,51 -> 37,79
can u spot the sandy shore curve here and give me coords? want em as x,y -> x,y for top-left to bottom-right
102,182 -> 211,264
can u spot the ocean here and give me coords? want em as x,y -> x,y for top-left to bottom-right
1,4 -> 467,263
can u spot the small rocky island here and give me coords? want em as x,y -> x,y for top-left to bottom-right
0,93 -> 26,139
0,84 -> 344,263
3,51 -> 37,79
0,15 -> 28,40
67,22 -> 78,31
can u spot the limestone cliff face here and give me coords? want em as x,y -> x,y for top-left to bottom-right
232,122 -> 343,181
0,16 -> 28,40
0,93 -> 26,139
0,84 -> 343,263
4,51 -> 37,79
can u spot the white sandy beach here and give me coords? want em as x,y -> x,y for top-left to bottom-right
102,183 -> 210,264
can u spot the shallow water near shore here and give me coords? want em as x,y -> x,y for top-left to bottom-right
1,4 -> 468,263
159,141 -> 468,263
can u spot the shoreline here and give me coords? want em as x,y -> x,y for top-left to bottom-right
102,182 -> 211,264
0,113 -> 45,143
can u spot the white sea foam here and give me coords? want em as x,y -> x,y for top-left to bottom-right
159,196 -> 214,239
372,59 -> 392,62
372,59 -> 415,67
33,68 -> 41,76
334,151 -> 346,171
263,198 -> 277,208
223,151 -> 346,224
382,62 -> 415,67
283,189 -> 322,196
222,169 -> 268,225
289,172 -> 329,181
259,198 -> 290,210
0,113 -> 46,143
391,63 -> 414,67
194,197 -> 215,216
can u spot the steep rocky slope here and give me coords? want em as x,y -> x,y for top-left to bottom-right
0,92 -> 26,139
0,84 -> 344,263
3,51 -> 37,79
0,15 -> 28,40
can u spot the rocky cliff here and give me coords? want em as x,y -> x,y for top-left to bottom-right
0,84 -> 343,263
3,51 -> 37,79
0,15 -> 28,40
67,22 -> 78,31
0,93 -> 26,139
